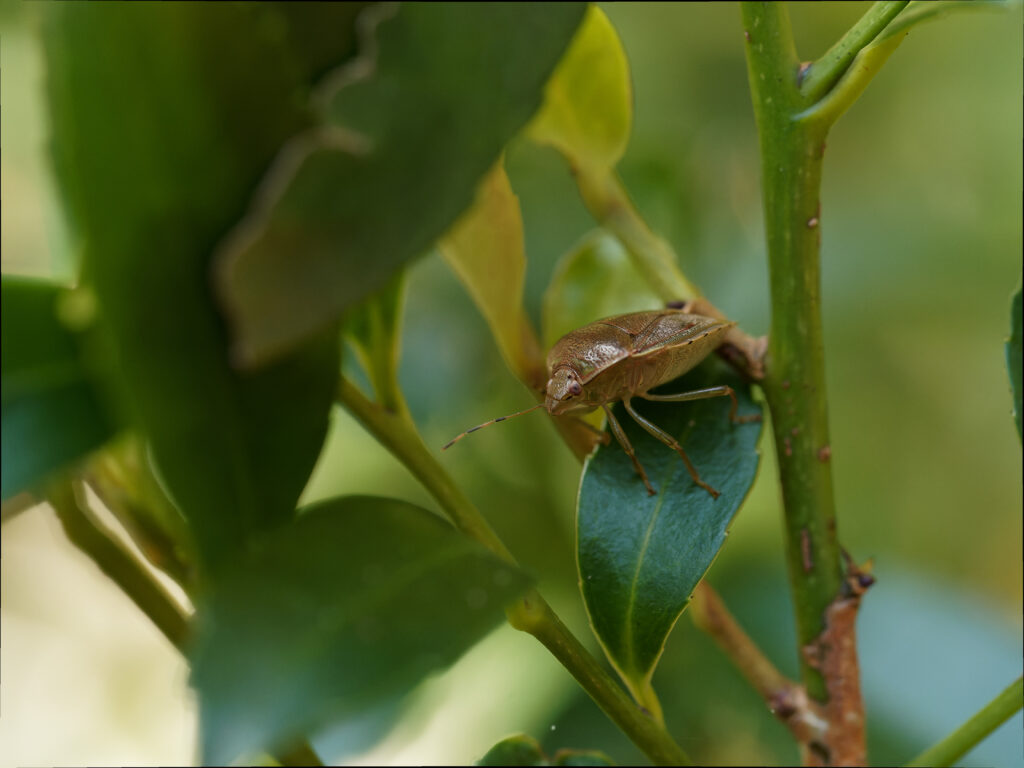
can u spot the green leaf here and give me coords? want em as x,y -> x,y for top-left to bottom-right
477,735 -> 549,767
542,231 -> 662,351
344,272 -> 407,413
1,277 -> 115,500
578,358 -> 762,710
441,162 -> 545,387
527,5 -> 632,175
42,3 -> 347,566
1007,284 -> 1022,440
476,735 -> 616,767
216,3 -> 588,367
269,2 -> 372,85
191,495 -> 532,766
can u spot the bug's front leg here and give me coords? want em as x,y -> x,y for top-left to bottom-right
641,385 -> 761,425
602,404 -> 656,495
622,397 -> 721,499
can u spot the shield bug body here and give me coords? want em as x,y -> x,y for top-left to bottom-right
443,309 -> 758,498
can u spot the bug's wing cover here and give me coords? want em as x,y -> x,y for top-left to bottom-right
632,312 -> 731,353
547,322 -> 632,384
632,312 -> 734,383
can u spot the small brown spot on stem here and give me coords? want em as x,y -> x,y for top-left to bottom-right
800,528 -> 813,573
818,445 -> 832,462
791,426 -> 801,436
798,60 -> 812,83
744,30 -> 752,42
807,217 -> 819,229
781,380 -> 791,389
783,436 -> 793,456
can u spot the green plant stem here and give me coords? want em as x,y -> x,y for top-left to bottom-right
508,592 -> 688,765
741,1 -> 843,704
575,168 -> 699,303
337,377 -> 691,766
47,477 -> 324,767
799,1 -> 908,102
47,478 -> 190,650
338,376 -> 515,563
906,676 -> 1023,767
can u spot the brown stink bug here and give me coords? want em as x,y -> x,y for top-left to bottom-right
443,308 -> 759,498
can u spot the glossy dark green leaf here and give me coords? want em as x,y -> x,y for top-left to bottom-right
190,495 -> 531,766
1,277 -> 114,499
1007,284 -> 1022,440
476,735 -> 616,767
216,3 -> 588,367
42,3 -> 349,565
578,358 -> 762,711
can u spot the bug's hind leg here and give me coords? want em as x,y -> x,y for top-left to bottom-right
641,385 -> 760,425
602,404 -> 656,495
622,397 -> 721,499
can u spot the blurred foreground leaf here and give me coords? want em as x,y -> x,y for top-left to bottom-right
191,495 -> 531,766
578,359 -> 761,712
42,3 -> 345,566
1007,285 -> 1022,440
1,277 -> 114,499
441,162 -> 545,387
478,734 -> 616,766
217,3 -> 588,367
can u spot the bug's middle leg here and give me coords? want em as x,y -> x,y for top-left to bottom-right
622,397 -> 721,499
641,385 -> 760,424
602,404 -> 656,495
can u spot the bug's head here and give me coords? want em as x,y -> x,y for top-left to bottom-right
545,366 -> 586,414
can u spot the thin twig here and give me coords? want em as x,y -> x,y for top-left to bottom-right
798,1 -> 909,102
906,676 -> 1023,768
689,583 -> 827,751
47,478 -> 190,650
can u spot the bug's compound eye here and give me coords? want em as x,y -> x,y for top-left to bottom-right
568,379 -> 583,397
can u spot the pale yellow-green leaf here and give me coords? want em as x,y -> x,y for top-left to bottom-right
527,5 -> 631,175
440,163 -> 544,388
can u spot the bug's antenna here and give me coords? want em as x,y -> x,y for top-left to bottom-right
442,403 -> 546,451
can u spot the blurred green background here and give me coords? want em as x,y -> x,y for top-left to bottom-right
2,2 -> 1021,766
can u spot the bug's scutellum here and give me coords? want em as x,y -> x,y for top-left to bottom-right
443,309 -> 760,498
